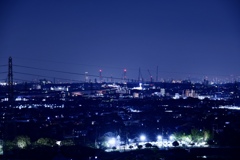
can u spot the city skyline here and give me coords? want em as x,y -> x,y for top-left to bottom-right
0,0 -> 240,82
0,56 -> 239,83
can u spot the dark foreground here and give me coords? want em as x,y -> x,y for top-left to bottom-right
1,146 -> 239,160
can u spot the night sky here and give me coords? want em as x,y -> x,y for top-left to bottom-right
0,0 -> 240,82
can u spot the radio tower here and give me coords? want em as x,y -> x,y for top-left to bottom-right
123,69 -> 127,82
8,56 -> 13,106
99,69 -> 102,83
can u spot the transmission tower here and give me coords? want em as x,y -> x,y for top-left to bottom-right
8,57 -> 13,106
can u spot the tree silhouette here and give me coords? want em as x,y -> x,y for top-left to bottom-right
172,141 -> 179,147
145,142 -> 152,148
137,145 -> 143,149
129,145 -> 133,150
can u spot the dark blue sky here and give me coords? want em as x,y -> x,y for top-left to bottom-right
0,0 -> 240,82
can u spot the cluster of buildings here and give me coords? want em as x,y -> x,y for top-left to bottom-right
1,78 -> 239,102
0,80 -> 240,152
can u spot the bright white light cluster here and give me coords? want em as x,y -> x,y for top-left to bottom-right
140,135 -> 146,141
104,133 -> 209,152
219,105 -> 240,110
13,104 -> 65,109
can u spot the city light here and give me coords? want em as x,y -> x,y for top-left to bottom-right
107,138 -> 116,147
140,135 -> 146,141
169,135 -> 174,141
157,135 -> 162,141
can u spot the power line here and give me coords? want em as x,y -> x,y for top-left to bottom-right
14,77 -> 83,83
14,64 -> 87,76
2,56 -> 238,79
14,71 -> 65,82
7,56 -> 135,70
13,64 -> 232,83
12,62 -> 237,82
14,78 -> 34,83
14,71 -> 82,82
13,71 -> 91,83
14,64 -> 127,81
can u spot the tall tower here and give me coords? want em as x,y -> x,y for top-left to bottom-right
123,69 -> 127,82
8,57 -> 13,105
99,69 -> 102,83
85,72 -> 89,82
138,68 -> 141,83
